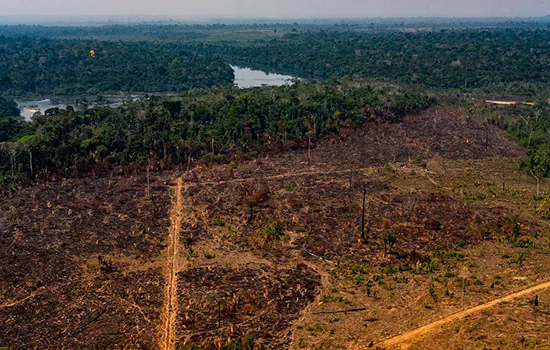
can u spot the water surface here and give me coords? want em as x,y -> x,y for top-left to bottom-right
16,66 -> 298,119
232,65 -> 296,88
17,98 -> 127,120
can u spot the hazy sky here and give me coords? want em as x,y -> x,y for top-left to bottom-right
1,0 -> 549,18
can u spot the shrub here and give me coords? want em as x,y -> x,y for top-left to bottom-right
428,283 -> 437,302
515,252 -> 526,267
283,183 -> 297,191
512,222 -> 521,237
201,153 -> 226,165
220,335 -> 265,350
446,251 -> 465,261
258,222 -> 286,241
383,232 -> 397,254
513,237 -> 534,248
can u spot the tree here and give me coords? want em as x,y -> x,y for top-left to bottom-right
0,142 -> 19,177
18,135 -> 38,177
0,96 -> 19,118
0,37 -> 234,97
0,82 -> 434,184
525,151 -> 550,197
383,232 -> 397,256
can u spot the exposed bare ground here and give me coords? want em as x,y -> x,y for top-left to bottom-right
160,177 -> 184,350
1,174 -> 170,348
372,281 -> 550,350
2,107 -> 548,349
0,285 -> 49,310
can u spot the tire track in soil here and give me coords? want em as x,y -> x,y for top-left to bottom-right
372,281 -> 550,349
159,177 -> 184,350
0,286 -> 49,310
202,167 -> 377,186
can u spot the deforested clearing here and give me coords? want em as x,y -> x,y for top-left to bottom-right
3,106 -> 550,349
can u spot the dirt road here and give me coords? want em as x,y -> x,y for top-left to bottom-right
374,281 -> 550,349
159,177 -> 184,350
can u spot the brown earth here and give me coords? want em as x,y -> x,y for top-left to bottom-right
1,107 -> 549,349
0,174 -> 173,349
374,280 -> 550,349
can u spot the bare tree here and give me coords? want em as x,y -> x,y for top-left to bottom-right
147,165 -> 150,198
307,132 -> 312,165
283,123 -> 287,149
19,144 -> 33,177
361,183 -> 368,240
530,170 -> 541,197
0,142 -> 19,177
501,164 -> 505,191
28,147 -> 33,177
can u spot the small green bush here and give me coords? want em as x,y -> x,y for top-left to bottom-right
258,222 -> 286,241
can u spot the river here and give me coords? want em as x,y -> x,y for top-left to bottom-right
16,66 -> 298,120
231,65 -> 296,88
16,98 -> 128,120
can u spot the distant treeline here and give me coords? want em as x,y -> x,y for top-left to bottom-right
2,26 -> 550,97
0,36 -> 234,97
182,29 -> 550,97
1,18 -> 550,38
504,103 -> 550,185
0,83 -> 434,186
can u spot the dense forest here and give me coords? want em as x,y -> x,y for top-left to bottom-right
0,95 -> 19,117
2,26 -> 550,97
2,17 -> 550,39
0,83 -> 434,185
183,29 -> 550,97
0,36 -> 234,96
504,103 -> 550,189
3,23 -> 550,186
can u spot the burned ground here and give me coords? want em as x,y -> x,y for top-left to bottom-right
0,174 -> 172,349
176,264 -> 320,349
1,107 -> 549,349
184,107 -> 525,184
183,168 -> 536,267
410,288 -> 550,350
315,107 -> 524,169
169,109 -> 549,349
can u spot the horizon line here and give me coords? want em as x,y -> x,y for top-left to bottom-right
1,14 -> 549,20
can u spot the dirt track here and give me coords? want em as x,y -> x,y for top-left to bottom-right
0,106 -> 543,349
160,177 -> 183,350
373,281 -> 550,349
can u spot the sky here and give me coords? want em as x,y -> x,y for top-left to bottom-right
0,0 -> 549,18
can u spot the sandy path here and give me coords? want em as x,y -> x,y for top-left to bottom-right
159,177 -> 184,350
373,281 -> 550,349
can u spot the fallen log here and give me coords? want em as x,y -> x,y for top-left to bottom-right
312,307 -> 367,315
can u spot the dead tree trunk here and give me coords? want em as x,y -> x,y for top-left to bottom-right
283,125 -> 287,149
1,142 -> 18,178
361,183 -> 367,241
146,166 -> 150,198
501,165 -> 505,191
218,302 -> 222,328
29,148 -> 33,177
531,171 -> 541,197
307,134 -> 311,165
